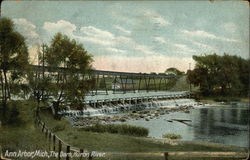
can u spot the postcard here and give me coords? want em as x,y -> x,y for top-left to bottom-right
0,1 -> 249,160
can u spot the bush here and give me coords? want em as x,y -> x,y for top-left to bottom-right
1,100 -> 36,126
81,123 -> 149,137
162,133 -> 182,139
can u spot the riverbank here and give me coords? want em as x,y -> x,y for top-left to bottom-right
197,96 -> 249,104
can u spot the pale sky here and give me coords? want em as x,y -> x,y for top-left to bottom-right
2,1 -> 249,73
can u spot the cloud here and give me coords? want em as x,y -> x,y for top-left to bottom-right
135,44 -> 157,55
110,6 -> 170,28
105,47 -> 127,54
115,36 -> 132,42
42,20 -> 162,57
79,26 -> 135,47
113,25 -> 131,35
79,28 -> 133,46
80,26 -> 115,40
43,21 -> 115,46
13,19 -> 42,65
43,20 -> 76,37
189,40 -> 218,52
13,18 -> 40,45
180,29 -> 239,42
174,43 -> 196,54
144,10 -> 170,27
154,37 -> 168,44
77,36 -> 114,46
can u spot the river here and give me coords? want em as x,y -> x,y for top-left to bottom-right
120,104 -> 249,147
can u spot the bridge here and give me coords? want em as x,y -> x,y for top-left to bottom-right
30,64 -> 177,95
29,65 -> 190,109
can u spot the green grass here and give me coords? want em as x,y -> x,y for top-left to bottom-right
0,125 -> 49,152
162,133 -> 182,139
81,123 -> 149,137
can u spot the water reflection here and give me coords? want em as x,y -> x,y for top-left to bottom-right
124,106 -> 249,147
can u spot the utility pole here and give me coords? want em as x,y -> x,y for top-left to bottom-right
41,44 -> 45,100
189,63 -> 191,98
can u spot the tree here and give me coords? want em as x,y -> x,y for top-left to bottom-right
164,67 -> 184,90
27,44 -> 51,107
45,33 -> 94,118
187,53 -> 249,97
165,67 -> 184,76
0,18 -> 29,117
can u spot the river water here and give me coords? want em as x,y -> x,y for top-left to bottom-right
121,104 -> 249,148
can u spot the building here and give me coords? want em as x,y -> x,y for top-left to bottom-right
112,78 -> 135,90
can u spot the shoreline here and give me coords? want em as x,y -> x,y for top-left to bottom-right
197,97 -> 249,104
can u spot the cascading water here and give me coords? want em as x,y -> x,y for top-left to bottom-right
59,99 -> 197,118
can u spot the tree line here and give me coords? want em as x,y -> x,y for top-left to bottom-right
187,54 -> 249,97
0,18 -> 94,122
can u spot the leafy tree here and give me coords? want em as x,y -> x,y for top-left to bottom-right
0,18 -> 29,118
187,53 -> 249,97
45,33 -> 94,118
165,67 -> 184,76
164,67 -> 184,90
27,44 -> 51,108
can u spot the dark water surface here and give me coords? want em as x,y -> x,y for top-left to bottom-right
124,105 -> 249,147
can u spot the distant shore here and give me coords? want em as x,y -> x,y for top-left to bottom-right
196,96 -> 249,104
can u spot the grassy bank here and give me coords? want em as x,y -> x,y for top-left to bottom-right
0,101 -> 54,160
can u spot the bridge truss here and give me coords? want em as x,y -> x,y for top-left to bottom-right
30,65 -> 175,96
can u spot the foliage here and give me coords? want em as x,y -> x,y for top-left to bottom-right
44,33 -> 94,116
0,17 -> 29,117
1,100 -> 36,126
187,54 -> 249,97
165,67 -> 185,76
164,67 -> 185,90
162,133 -> 182,139
80,123 -> 149,137
27,45 -> 52,105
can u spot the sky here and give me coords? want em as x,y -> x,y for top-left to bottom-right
2,1 -> 249,73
